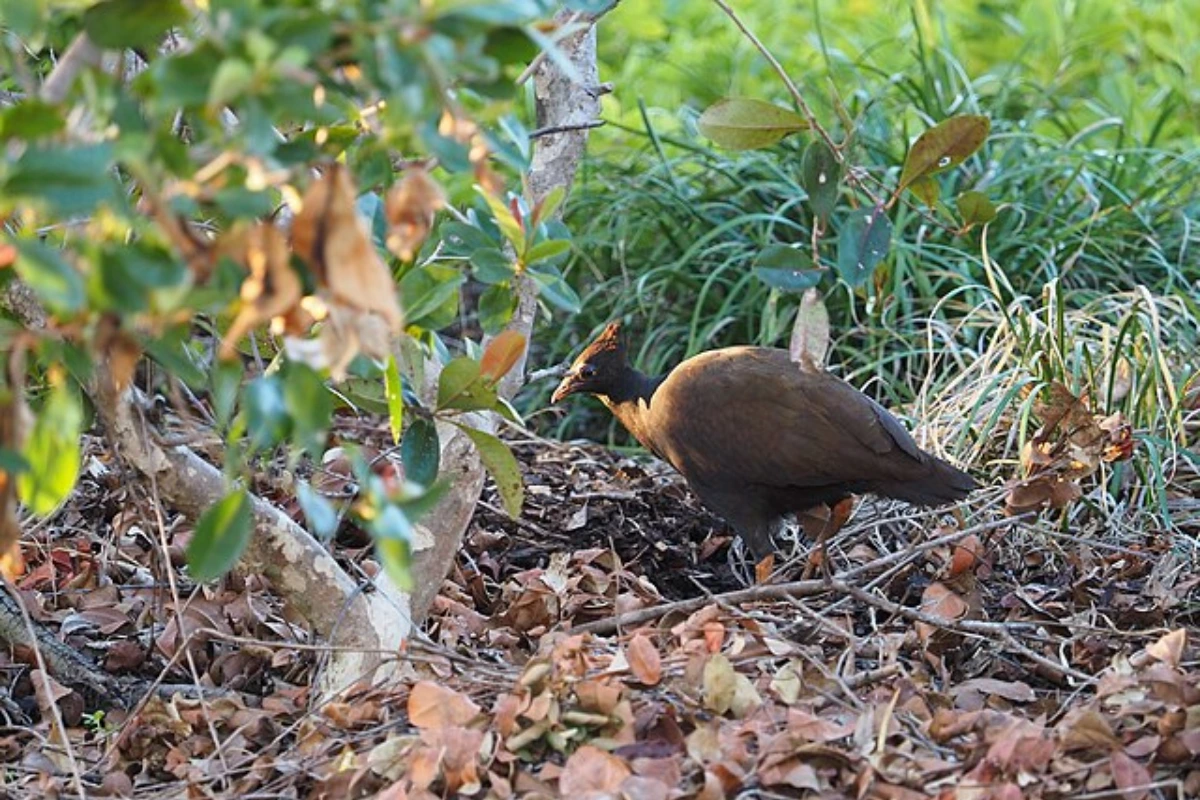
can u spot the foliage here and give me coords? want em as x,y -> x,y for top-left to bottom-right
537,0 -> 1197,534
0,0 -> 574,583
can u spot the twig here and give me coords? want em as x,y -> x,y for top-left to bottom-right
1,578 -> 87,800
574,514 -> 1026,636
710,0 -> 840,155
530,119 -> 606,139
41,34 -> 103,104
827,578 -> 1095,685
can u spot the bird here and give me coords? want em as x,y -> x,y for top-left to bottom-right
551,322 -> 977,560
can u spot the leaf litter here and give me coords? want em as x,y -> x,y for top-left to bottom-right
0,415 -> 1197,799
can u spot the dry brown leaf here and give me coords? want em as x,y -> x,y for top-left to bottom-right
1060,708 -> 1120,752
915,581 -> 970,650
949,534 -> 982,577
407,681 -> 482,729
557,745 -> 631,796
95,314 -> 143,394
627,633 -> 662,686
702,621 -> 725,653
385,167 -> 446,261
1110,750 -> 1151,800
789,288 -> 829,373
1145,629 -> 1186,668
220,223 -> 303,361
293,163 -> 403,332
480,330 -> 526,383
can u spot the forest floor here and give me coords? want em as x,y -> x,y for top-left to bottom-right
1,432 -> 1198,799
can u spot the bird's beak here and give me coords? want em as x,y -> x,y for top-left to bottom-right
551,369 -> 581,404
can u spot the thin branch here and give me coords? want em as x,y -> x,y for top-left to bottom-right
710,0 -> 840,155
530,119 -> 606,139
40,33 -> 103,104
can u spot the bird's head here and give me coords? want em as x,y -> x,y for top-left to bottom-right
552,321 -> 628,403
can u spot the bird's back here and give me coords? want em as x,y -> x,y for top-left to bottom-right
643,347 -> 974,509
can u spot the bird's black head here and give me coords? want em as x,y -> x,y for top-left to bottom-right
552,321 -> 629,403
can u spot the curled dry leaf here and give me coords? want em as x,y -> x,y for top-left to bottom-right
219,223 -> 303,361
385,167 -> 446,261
789,288 -> 829,373
915,581 -> 971,655
292,164 -> 403,376
626,633 -> 663,686
407,681 -> 482,729
1005,382 -> 1136,514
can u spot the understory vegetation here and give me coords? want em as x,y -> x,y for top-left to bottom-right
539,0 -> 1200,538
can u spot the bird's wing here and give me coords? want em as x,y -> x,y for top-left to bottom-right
649,349 -> 927,490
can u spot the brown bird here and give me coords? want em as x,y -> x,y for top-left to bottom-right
552,322 -> 977,559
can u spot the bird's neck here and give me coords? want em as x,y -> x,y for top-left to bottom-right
601,367 -> 664,453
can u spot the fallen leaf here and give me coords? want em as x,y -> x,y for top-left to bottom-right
558,745 -> 631,796
407,681 -> 481,728
627,633 -> 662,686
1110,750 -> 1151,800
1145,629 -> 1185,668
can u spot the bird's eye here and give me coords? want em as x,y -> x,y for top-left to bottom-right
579,364 -> 597,379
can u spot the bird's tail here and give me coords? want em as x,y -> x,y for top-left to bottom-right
877,456 -> 978,507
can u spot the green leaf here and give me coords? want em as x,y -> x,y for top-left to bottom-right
460,426 -> 523,518
898,115 -> 990,191
399,264 -> 465,328
187,488 -> 252,582
836,209 -> 894,287
384,355 -> 404,445
525,239 -> 571,265
957,191 -> 998,226
375,536 -> 414,592
243,376 -> 289,451
437,356 -> 497,411
533,185 -> 566,224
528,265 -> 582,313
753,244 -> 823,293
84,0 -> 188,49
208,58 -> 255,107
800,140 -> 841,222
296,481 -> 338,540
13,240 -> 85,314
211,360 -> 243,428
697,98 -> 809,150
439,221 -> 497,256
282,363 -> 332,456
480,191 -> 526,253
0,100 -> 65,141
469,247 -> 515,284
4,143 -> 116,216
908,175 -> 941,207
18,382 -> 83,516
400,418 -> 439,486
478,284 -> 516,335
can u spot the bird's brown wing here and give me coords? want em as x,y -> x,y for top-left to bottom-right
648,348 -> 928,491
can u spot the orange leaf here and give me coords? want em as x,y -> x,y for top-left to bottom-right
0,243 -> 16,268
480,330 -> 526,383
949,534 -> 981,577
626,633 -> 662,686
219,223 -> 304,361
558,745 -> 631,796
703,621 -> 725,653
407,681 -> 481,729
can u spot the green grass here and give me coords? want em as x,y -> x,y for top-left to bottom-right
525,0 -> 1200,536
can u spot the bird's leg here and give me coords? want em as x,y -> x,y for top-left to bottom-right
800,497 -> 855,582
